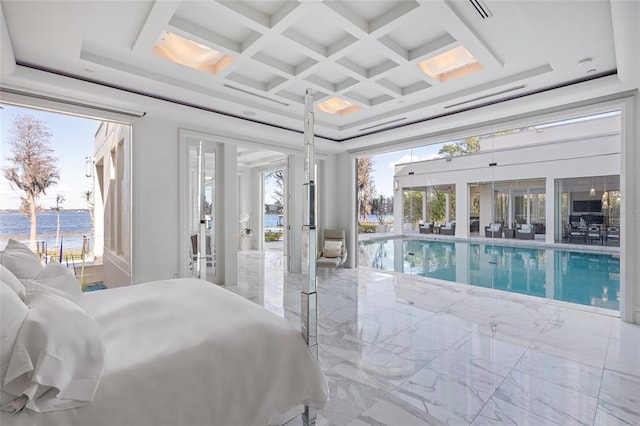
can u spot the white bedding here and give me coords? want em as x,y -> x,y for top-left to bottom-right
1,278 -> 328,426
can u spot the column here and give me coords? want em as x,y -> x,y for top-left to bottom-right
218,143 -> 237,285
422,190 -> 428,223
545,177 -> 555,244
445,193 -> 451,222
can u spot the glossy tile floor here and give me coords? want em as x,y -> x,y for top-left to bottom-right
228,251 -> 640,426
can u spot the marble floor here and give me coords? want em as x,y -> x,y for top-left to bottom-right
228,250 -> 640,426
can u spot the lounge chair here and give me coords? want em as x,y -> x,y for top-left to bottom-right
587,225 -> 602,245
568,225 -> 587,244
317,229 -> 347,268
485,223 -> 503,238
440,221 -> 455,235
419,223 -> 433,234
606,226 -> 620,245
516,224 -> 535,240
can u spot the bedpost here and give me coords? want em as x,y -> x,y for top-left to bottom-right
301,88 -> 318,426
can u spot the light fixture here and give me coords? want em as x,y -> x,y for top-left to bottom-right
316,97 -> 362,116
153,31 -> 233,75
394,179 -> 400,192
85,156 -> 93,178
418,46 -> 484,82
589,187 -> 596,197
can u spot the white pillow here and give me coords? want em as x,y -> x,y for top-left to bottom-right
0,264 -> 25,300
322,240 -> 342,258
3,291 -> 104,413
0,239 -> 43,281
0,281 -> 30,413
25,262 -> 84,307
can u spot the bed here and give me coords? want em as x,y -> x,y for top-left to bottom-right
1,239 -> 328,426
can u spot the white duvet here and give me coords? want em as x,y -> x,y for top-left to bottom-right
1,278 -> 328,426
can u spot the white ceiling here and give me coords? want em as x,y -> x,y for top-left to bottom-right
0,0 -> 629,142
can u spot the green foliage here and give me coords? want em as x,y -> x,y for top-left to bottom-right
403,190 -> 423,223
438,136 -> 481,158
264,230 -> 283,242
429,192 -> 456,222
358,223 -> 377,233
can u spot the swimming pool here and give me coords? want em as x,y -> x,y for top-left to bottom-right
358,238 -> 620,311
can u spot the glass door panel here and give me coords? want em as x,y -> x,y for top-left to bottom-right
187,141 -> 216,282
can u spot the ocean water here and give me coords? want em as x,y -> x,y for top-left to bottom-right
0,211 -> 92,237
0,211 -> 92,251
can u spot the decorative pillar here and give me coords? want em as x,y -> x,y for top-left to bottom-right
508,188 -> 513,228
526,187 -> 531,224
301,89 -> 318,426
422,190 -> 427,223
445,192 -> 451,222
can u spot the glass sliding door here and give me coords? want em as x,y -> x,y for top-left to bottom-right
183,140 -> 218,283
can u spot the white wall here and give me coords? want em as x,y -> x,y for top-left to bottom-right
131,118 -> 180,284
621,96 -> 639,324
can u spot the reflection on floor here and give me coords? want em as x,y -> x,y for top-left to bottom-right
227,251 -> 640,426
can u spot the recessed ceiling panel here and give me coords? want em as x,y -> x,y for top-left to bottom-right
240,0 -> 291,17
227,66 -> 284,92
382,12 -> 449,53
174,2 -> 259,45
284,12 -> 357,55
253,41 -> 317,75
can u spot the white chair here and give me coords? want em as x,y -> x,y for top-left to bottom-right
317,229 -> 347,268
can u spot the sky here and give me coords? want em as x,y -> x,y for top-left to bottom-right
368,145 -> 443,197
1,104 -> 101,210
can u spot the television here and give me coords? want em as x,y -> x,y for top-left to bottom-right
573,200 -> 602,213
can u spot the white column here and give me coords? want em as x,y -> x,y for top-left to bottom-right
394,183 -> 403,235
455,181 -> 469,238
218,144 -> 237,286
445,193 -> 451,222
545,177 -> 555,244
508,188 -> 513,229
621,95 -> 639,324
422,191 -> 427,223
526,188 -> 531,224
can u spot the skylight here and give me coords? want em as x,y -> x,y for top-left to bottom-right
418,46 -> 483,82
153,31 -> 233,75
316,97 -> 362,116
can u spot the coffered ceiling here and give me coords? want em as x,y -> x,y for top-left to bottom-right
0,0 -> 627,141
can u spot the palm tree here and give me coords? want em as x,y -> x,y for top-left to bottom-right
54,194 -> 65,248
83,189 -> 94,230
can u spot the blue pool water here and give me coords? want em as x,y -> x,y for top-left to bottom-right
359,238 -> 620,311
